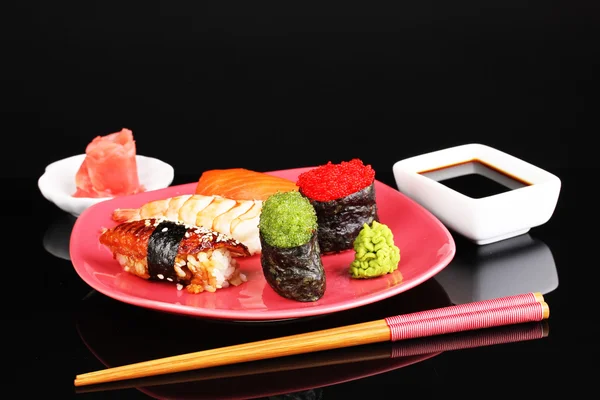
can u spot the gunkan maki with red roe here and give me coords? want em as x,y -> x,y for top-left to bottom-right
296,158 -> 379,254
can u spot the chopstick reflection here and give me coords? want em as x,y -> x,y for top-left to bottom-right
74,277 -> 452,398
75,321 -> 548,395
73,278 -> 548,399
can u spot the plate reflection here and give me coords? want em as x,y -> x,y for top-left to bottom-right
75,278 -> 451,399
434,233 -> 559,305
74,278 -> 548,399
43,212 -> 77,260
77,321 -> 548,399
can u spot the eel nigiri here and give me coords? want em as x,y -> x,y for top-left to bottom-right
112,194 -> 262,255
194,168 -> 298,201
99,218 -> 250,294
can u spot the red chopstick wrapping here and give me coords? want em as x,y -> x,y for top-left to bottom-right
390,321 -> 548,358
387,292 -> 543,324
385,299 -> 549,342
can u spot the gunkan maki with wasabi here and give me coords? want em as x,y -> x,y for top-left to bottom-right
258,191 -> 326,302
296,159 -> 379,254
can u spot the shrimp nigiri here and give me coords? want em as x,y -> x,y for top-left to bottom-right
112,194 -> 262,255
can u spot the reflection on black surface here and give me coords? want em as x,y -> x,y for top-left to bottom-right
43,212 -> 77,260
73,278 -> 548,399
76,320 -> 548,398
270,391 -> 323,400
435,233 -> 559,304
75,278 -> 451,399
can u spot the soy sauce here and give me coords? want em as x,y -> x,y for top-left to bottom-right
419,159 -> 531,199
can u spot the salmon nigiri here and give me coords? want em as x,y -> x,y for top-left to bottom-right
194,168 -> 298,201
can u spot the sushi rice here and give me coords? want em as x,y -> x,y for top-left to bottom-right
115,247 -> 247,294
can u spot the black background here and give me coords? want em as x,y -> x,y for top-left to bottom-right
5,1 -> 600,397
5,1 -> 599,178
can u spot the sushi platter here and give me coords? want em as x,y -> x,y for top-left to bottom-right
47,129 -> 457,321
69,165 -> 456,321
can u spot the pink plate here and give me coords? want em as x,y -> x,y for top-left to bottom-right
69,167 -> 456,321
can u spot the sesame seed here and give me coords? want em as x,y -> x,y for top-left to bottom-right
167,277 -> 173,282
157,274 -> 164,279
176,284 -> 183,291
162,227 -> 168,232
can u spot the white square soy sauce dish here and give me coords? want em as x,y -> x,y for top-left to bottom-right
392,143 -> 561,245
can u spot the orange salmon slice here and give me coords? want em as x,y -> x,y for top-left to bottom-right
194,168 -> 298,201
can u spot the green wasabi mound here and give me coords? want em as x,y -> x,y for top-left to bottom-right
349,220 -> 401,279
259,191 -> 318,248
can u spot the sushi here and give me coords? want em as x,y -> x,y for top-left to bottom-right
112,194 -> 262,255
258,191 -> 325,302
99,218 -> 250,294
296,159 -> 379,254
74,128 -> 145,198
194,168 -> 299,201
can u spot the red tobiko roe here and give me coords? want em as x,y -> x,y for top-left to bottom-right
296,159 -> 376,202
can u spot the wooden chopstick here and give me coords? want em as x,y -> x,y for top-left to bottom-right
75,341 -> 394,394
75,320 -> 548,394
74,292 -> 549,387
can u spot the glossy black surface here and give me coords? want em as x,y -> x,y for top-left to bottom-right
9,2 -> 598,397
10,166 -> 592,398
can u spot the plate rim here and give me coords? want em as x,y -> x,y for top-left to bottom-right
69,167 -> 456,321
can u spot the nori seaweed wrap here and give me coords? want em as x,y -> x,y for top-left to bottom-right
304,182 -> 379,254
147,220 -> 189,281
260,231 -> 325,302
296,159 -> 379,254
258,191 -> 326,302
